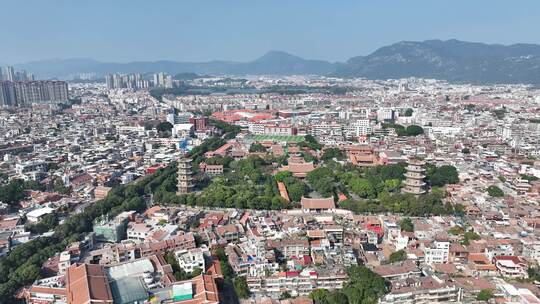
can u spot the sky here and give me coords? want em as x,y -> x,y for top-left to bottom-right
2,0 -> 540,64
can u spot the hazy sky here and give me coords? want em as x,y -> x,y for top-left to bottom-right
2,0 -> 540,64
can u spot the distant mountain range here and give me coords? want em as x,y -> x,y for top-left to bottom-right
10,40 -> 540,84
333,39 -> 540,84
12,51 -> 338,80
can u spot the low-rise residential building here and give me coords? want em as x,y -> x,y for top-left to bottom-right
424,240 -> 450,264
175,247 -> 206,273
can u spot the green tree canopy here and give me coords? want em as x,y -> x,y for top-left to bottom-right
321,148 -> 345,161
307,167 -> 337,197
476,289 -> 493,301
157,121 -> 173,132
487,185 -> 504,197
249,143 -> 267,153
389,250 -> 407,263
234,276 -> 250,299
404,108 -> 413,116
426,164 -> 459,187
400,217 -> 414,232
275,171 -> 293,182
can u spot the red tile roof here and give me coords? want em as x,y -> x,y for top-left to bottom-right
300,197 -> 335,210
66,264 -> 113,304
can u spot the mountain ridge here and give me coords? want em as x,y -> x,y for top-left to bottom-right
9,40 -> 540,84
335,39 -> 540,83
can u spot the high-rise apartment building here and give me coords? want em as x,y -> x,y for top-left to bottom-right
1,66 -> 15,82
105,74 -> 114,89
165,75 -> 173,88
152,72 -> 174,88
0,80 -> 68,107
0,82 -> 16,106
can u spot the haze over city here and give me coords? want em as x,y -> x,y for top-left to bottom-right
2,0 -> 540,63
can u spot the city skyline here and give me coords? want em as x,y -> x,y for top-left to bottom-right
1,0 -> 540,64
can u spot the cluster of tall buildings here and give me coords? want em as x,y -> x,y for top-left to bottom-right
105,72 -> 174,90
1,66 -> 34,82
153,72 -> 174,88
105,73 -> 150,90
0,80 -> 68,107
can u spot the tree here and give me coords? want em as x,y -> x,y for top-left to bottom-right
448,226 -> 465,235
275,171 -> 293,182
164,251 -> 189,281
304,134 -> 317,144
216,248 -> 233,280
54,180 -> 71,195
234,276 -> 250,299
384,123 -> 424,136
389,250 -> 407,263
404,108 -> 413,117
271,196 -> 287,210
327,290 -> 348,304
302,151 -> 316,163
426,164 -> 459,187
307,167 -> 336,197
349,177 -> 376,198
0,179 -> 47,208
205,156 -> 233,168
249,143 -> 267,153
476,289 -> 493,301
285,178 -> 308,202
404,125 -> 424,136
400,217 -> 414,232
463,230 -> 481,245
520,174 -> 539,182
310,289 -> 330,304
343,265 -> 387,304
157,121 -> 173,133
300,135 -> 322,150
321,148 -> 344,161
384,179 -> 402,192
280,291 -> 292,300
25,213 -> 58,234
527,267 -> 540,282
487,185 -> 504,197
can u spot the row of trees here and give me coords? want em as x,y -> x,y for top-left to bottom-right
0,164 -> 172,301
215,248 -> 249,301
